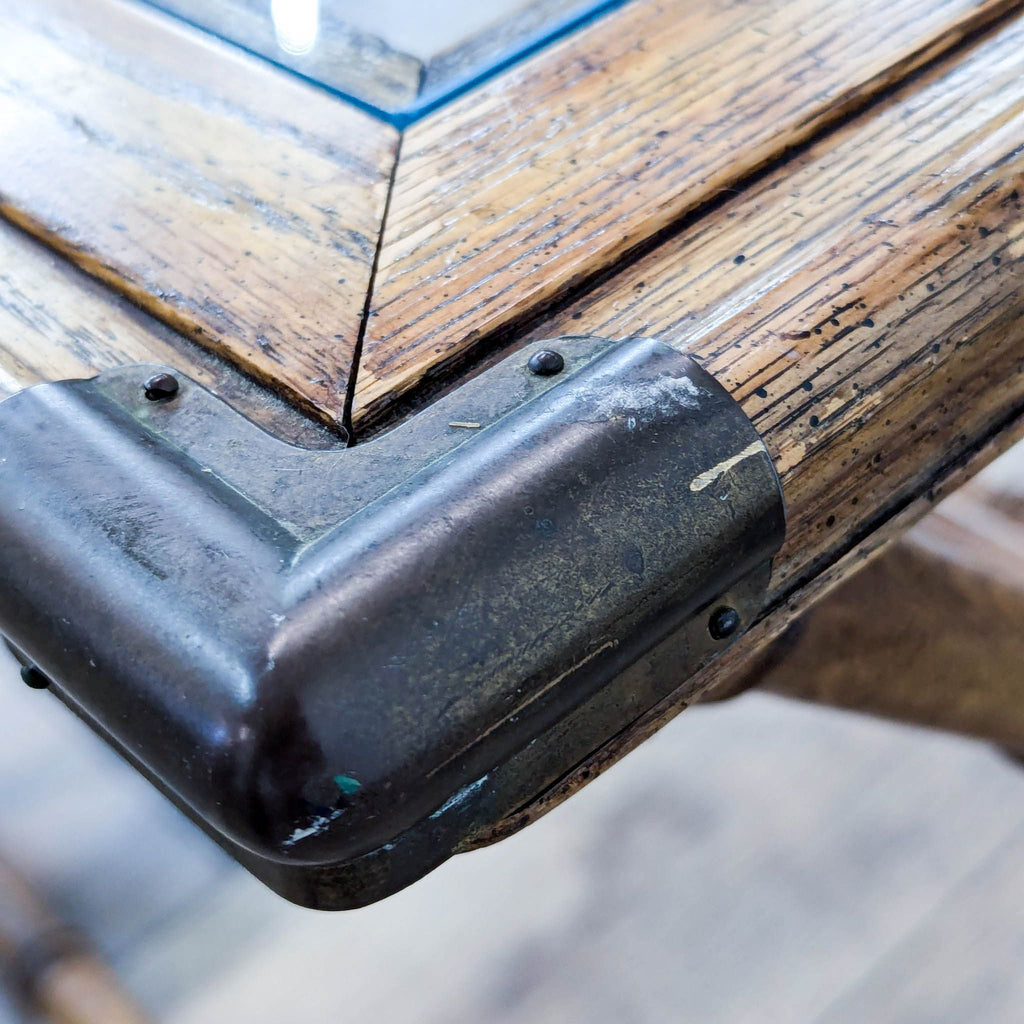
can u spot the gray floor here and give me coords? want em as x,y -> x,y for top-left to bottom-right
3,643 -> 1024,1023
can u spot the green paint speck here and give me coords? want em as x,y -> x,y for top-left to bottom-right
333,773 -> 361,795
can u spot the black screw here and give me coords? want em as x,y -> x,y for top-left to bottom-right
20,665 -> 50,690
144,372 -> 179,401
527,350 -> 565,376
708,606 -> 741,641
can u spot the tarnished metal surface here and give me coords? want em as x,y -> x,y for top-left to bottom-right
0,337 -> 785,908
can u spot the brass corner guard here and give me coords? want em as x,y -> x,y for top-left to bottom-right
0,337 -> 785,908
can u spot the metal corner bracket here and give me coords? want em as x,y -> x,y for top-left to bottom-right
0,336 -> 785,909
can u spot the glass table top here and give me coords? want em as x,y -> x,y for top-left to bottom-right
148,0 -> 623,123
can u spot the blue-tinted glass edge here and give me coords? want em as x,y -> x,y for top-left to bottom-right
134,0 -> 633,128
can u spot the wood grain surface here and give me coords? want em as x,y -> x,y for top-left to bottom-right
0,0 -> 398,428
474,14 -> 1024,840
0,220 -> 339,447
352,0 -> 1022,424
0,222 -> 215,400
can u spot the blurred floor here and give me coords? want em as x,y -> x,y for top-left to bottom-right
3,641 -> 1024,1024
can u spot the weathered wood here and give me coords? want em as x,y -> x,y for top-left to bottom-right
3,0 -> 1024,919
737,447 -> 1024,750
0,221 -> 214,399
469,15 -> 1024,843
0,220 -> 338,447
526,12 -> 1024,612
352,0 -> 1022,424
0,0 -> 397,428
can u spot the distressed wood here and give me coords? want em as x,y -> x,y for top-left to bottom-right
740,446 -> 1024,750
352,0 -> 1022,424
0,221 -> 215,400
0,220 -> 338,447
3,0 -> 1024,917
526,13 -> 1024,615
0,0 -> 397,427
470,15 -> 1024,842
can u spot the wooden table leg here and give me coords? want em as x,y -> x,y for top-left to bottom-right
0,854 -> 151,1024
719,445 -> 1024,751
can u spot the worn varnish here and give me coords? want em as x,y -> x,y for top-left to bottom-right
471,15 -> 1024,841
0,221 -> 338,447
0,221 -> 204,399
351,0 -> 1022,424
0,0 -> 397,427
527,12 -> 1024,603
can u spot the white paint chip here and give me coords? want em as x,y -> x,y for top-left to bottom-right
282,807 -> 344,846
690,441 -> 765,492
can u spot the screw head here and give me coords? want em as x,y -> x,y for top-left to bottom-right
708,606 -> 741,641
527,350 -> 565,376
20,665 -> 50,690
144,372 -> 179,401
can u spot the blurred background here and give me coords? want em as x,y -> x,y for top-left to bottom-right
3,620 -> 1024,1023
